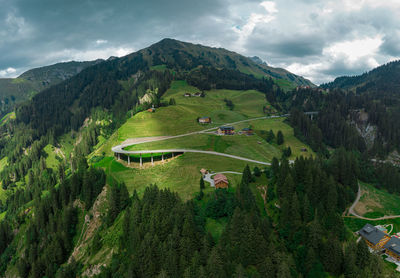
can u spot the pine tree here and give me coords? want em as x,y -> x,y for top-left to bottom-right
200,177 -> 205,190
266,129 -> 275,142
277,130 -> 284,145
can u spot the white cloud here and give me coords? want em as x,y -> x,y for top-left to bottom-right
0,67 -> 17,77
232,1 -> 278,52
95,39 -> 108,45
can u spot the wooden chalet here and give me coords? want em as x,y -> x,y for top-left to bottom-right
384,236 -> 400,261
218,126 -> 234,135
213,174 -> 228,189
358,224 -> 390,250
242,127 -> 253,135
198,117 -> 212,124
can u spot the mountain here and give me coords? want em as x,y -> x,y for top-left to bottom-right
321,60 -> 400,94
249,55 -> 268,66
140,39 -> 314,87
0,38 -> 396,278
0,60 -> 103,117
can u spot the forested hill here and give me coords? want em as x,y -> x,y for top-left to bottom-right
137,38 -> 314,87
321,60 -> 400,94
0,60 -> 103,117
13,38 -> 311,139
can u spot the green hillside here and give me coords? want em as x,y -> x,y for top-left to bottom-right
0,60 -> 103,117
92,80 -> 313,200
140,38 -> 314,88
0,39 -> 394,278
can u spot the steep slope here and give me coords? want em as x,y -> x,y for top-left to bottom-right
0,60 -> 103,117
14,38 -> 312,140
139,38 -> 314,87
321,60 -> 400,93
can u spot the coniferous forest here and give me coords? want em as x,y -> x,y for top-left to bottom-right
0,39 -> 399,277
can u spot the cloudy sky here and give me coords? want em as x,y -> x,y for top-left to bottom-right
1,0 -> 400,84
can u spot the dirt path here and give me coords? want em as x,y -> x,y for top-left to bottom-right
347,184 -> 400,221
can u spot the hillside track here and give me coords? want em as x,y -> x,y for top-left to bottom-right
347,184 -> 400,221
112,113 -> 318,166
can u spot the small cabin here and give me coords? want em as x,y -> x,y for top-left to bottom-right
218,126 -> 235,135
194,92 -> 202,97
200,168 -> 208,176
242,127 -> 253,135
384,237 -> 400,261
358,224 -> 390,250
198,117 -> 211,124
213,174 -> 229,189
184,93 -> 191,97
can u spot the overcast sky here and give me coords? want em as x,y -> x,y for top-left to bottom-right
1,0 -> 400,84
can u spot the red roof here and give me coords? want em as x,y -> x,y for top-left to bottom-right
213,174 -> 228,184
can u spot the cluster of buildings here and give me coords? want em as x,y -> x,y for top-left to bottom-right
200,168 -> 229,189
184,92 -> 203,97
216,126 -> 253,136
359,223 -> 400,262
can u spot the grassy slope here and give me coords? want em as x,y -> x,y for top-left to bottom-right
345,182 -> 400,235
93,81 -> 312,200
357,181 -> 400,217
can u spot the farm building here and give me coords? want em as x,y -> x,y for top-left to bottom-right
200,168 -> 208,176
213,174 -> 229,189
184,93 -> 191,97
198,117 -> 211,124
194,92 -> 202,97
358,224 -> 391,250
218,126 -> 235,135
384,237 -> 400,261
242,127 -> 253,135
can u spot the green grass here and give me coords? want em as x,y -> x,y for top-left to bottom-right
150,64 -> 167,71
95,154 -> 249,200
206,218 -> 227,241
43,144 -> 62,170
274,78 -> 297,92
357,181 -> 400,216
0,112 -> 15,126
0,156 -> 8,172
94,80 -> 312,200
117,80 -> 269,141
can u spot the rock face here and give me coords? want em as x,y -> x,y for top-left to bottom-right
350,110 -> 377,150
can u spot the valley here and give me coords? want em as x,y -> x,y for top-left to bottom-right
0,38 -> 399,277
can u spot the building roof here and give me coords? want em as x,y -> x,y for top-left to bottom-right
242,127 -> 252,131
385,237 -> 400,256
200,168 -> 207,174
219,126 -> 234,131
213,174 -> 229,184
199,117 -> 210,120
359,223 -> 386,245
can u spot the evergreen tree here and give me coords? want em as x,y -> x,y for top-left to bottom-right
200,177 -> 205,190
266,130 -> 275,143
277,130 -> 284,145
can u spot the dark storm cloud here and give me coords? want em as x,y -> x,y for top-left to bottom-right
0,0 -> 399,84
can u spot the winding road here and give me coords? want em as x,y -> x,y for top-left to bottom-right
347,184 -> 400,221
111,112 -> 320,166
111,114 -> 293,166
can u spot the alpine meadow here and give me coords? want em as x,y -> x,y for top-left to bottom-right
1,1 -> 400,277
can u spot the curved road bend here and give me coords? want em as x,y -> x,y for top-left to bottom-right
111,113 -> 312,166
347,184 -> 400,221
